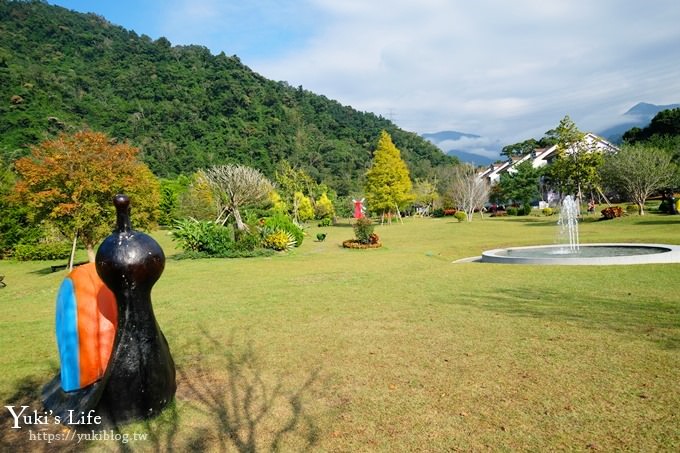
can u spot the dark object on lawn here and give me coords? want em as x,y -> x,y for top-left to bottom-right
0,275 -> 5,287
43,194 -> 176,426
317,233 -> 327,242
50,260 -> 89,272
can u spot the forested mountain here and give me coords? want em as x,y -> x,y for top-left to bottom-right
623,108 -> 680,143
0,0 -> 455,195
622,107 -> 680,161
599,102 -> 680,144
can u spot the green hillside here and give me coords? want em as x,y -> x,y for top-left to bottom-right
0,0 -> 455,195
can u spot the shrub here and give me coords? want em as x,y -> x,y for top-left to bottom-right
269,191 -> 288,214
600,206 -> 624,220
13,241 -> 71,261
314,192 -> 335,220
507,207 -> 518,216
263,229 -> 296,251
454,211 -> 467,222
443,209 -> 457,216
353,217 -> 375,244
262,213 -> 304,247
232,230 -> 262,252
174,248 -> 274,260
0,203 -> 42,258
294,192 -> 314,222
317,217 -> 332,227
519,204 -> 532,216
432,208 -> 445,218
625,204 -> 639,214
172,218 -> 234,254
542,207 -> 554,216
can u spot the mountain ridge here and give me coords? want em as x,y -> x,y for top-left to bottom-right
0,0 -> 455,195
599,102 -> 680,143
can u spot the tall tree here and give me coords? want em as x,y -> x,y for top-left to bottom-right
201,164 -> 273,231
501,136 -> 558,158
498,160 -> 542,207
413,179 -> 440,213
501,139 -> 539,158
274,160 -> 316,221
365,131 -> 414,221
12,131 -> 160,262
449,164 -> 490,222
600,144 -> 677,215
546,116 -> 603,203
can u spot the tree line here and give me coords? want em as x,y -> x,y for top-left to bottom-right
0,129 -> 426,260
2,116 -> 679,261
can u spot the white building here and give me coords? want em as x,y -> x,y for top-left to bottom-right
478,132 -> 619,185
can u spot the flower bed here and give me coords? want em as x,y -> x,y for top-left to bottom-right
342,240 -> 382,249
601,206 -> 624,220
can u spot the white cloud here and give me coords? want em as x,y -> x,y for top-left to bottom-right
437,136 -> 502,159
53,0 -> 680,147
249,0 -> 680,144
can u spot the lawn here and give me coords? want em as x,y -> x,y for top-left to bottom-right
1,213 -> 679,451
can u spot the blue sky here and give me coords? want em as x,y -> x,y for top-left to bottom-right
49,0 -> 680,158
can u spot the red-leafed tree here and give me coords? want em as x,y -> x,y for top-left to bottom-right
13,131 -> 160,263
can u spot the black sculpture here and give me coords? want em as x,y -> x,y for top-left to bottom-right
95,194 -> 176,423
43,194 -> 176,425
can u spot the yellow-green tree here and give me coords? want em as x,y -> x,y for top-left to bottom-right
294,191 -> 314,221
13,131 -> 160,263
365,131 -> 414,220
179,171 -> 216,221
314,192 -> 335,219
269,190 -> 288,214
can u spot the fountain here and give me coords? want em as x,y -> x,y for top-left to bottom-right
479,196 -> 680,265
558,195 -> 579,252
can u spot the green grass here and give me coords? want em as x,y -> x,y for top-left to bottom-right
1,213 -> 680,451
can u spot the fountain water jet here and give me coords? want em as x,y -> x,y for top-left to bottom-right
478,195 -> 680,265
558,195 -> 579,252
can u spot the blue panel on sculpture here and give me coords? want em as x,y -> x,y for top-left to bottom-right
55,277 -> 80,392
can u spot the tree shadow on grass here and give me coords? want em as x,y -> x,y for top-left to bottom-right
327,222 -> 354,228
173,328 -> 322,452
515,221 -> 556,227
29,267 -> 58,276
499,217 -> 549,224
0,365 -> 84,452
98,327 -> 322,452
1,374 -> 43,450
453,287 -> 680,350
633,219 -> 680,225
1,329 -> 322,452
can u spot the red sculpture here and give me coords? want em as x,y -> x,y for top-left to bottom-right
353,198 -> 365,219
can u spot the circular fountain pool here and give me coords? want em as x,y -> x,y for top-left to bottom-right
481,243 -> 680,265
